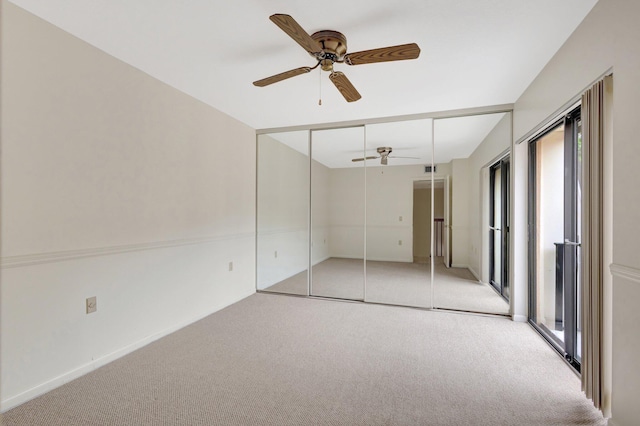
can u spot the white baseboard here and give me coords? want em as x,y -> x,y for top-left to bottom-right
451,263 -> 468,269
313,255 -> 331,266
0,289 -> 255,412
512,314 -> 527,323
366,257 -> 413,263
467,265 -> 481,282
607,418 -> 619,426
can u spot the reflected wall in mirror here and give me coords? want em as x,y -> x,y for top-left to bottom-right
364,119 -> 433,308
256,131 -> 310,295
432,113 -> 512,315
310,126 -> 365,300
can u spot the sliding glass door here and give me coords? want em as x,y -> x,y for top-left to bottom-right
528,107 -> 582,370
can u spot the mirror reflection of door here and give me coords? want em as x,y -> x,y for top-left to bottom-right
256,131 -> 310,296
489,156 -> 510,301
364,119 -> 433,308
432,113 -> 511,315
443,175 -> 451,268
310,126 -> 365,301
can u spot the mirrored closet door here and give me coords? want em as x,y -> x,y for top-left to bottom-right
256,131 -> 310,296
256,111 -> 513,316
364,119 -> 433,308
310,126 -> 366,300
431,113 -> 511,315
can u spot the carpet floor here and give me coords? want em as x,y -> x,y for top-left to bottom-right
265,258 -> 510,315
3,293 -> 604,425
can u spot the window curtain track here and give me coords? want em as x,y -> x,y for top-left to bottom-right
581,75 -> 612,411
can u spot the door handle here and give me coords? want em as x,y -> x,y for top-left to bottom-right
564,239 -> 581,246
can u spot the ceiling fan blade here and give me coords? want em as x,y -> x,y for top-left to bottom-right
329,71 -> 362,102
352,156 -> 379,162
270,14 -> 323,54
253,66 -> 312,87
344,43 -> 421,65
388,156 -> 421,159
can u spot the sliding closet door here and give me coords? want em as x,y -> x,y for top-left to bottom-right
432,113 -> 511,315
363,120 -> 433,307
310,127 -> 365,300
256,131 -> 310,295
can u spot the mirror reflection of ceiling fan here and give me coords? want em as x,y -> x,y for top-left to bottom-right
253,14 -> 421,102
352,147 -> 420,165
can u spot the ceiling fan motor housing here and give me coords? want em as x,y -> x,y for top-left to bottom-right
311,30 -> 347,71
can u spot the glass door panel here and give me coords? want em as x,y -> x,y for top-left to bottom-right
257,131 -> 310,295
364,119 -> 433,308
310,127 -> 365,300
528,108 -> 581,371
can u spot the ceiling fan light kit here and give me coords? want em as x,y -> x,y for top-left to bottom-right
253,14 -> 421,102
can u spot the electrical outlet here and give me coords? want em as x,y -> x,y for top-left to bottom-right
274,250 -> 278,258
86,296 -> 97,314
398,240 -> 403,246
399,216 -> 403,222
228,261 -> 233,271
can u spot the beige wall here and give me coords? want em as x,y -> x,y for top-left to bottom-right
451,159 -> 469,267
1,3 -> 256,409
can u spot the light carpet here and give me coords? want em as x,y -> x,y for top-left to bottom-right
3,293 -> 604,425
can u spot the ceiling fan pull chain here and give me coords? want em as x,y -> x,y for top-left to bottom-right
318,67 -> 322,106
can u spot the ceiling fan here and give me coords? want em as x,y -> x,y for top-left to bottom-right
253,14 -> 421,102
352,147 -> 420,165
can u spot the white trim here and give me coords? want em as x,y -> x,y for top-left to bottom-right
258,227 -> 308,236
365,256 -> 413,263
468,265 -> 481,282
257,104 -> 513,134
0,289 -> 255,412
607,418 -> 620,426
512,314 -> 527,323
610,263 -> 640,284
1,233 -> 255,269
451,263 -> 469,269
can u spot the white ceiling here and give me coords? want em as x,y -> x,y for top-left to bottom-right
10,0 -> 598,132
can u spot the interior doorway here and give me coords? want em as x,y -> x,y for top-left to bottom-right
413,179 -> 445,263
